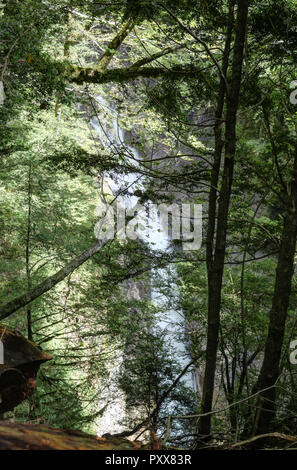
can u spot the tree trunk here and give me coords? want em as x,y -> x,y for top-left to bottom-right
199,0 -> 249,440
26,161 -> 33,342
252,141 -> 297,435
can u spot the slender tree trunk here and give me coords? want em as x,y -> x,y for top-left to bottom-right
206,0 -> 234,273
26,161 -> 33,342
199,0 -> 249,440
25,161 -> 36,420
252,141 -> 297,435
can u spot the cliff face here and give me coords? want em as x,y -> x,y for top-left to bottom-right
0,325 -> 51,414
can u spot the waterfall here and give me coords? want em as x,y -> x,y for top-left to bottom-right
91,93 -> 198,435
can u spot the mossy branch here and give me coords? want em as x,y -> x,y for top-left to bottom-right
69,64 -> 207,84
97,15 -> 135,71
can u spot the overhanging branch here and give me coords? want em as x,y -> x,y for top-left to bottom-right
70,64 -> 209,84
0,239 -> 108,321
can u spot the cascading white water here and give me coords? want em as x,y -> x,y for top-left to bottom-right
91,94 -> 198,434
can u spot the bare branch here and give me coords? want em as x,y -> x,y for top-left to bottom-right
0,239 -> 108,321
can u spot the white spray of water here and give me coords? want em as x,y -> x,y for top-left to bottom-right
91,94 -> 199,433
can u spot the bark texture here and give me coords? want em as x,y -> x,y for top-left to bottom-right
199,0 -> 249,439
252,142 -> 297,435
